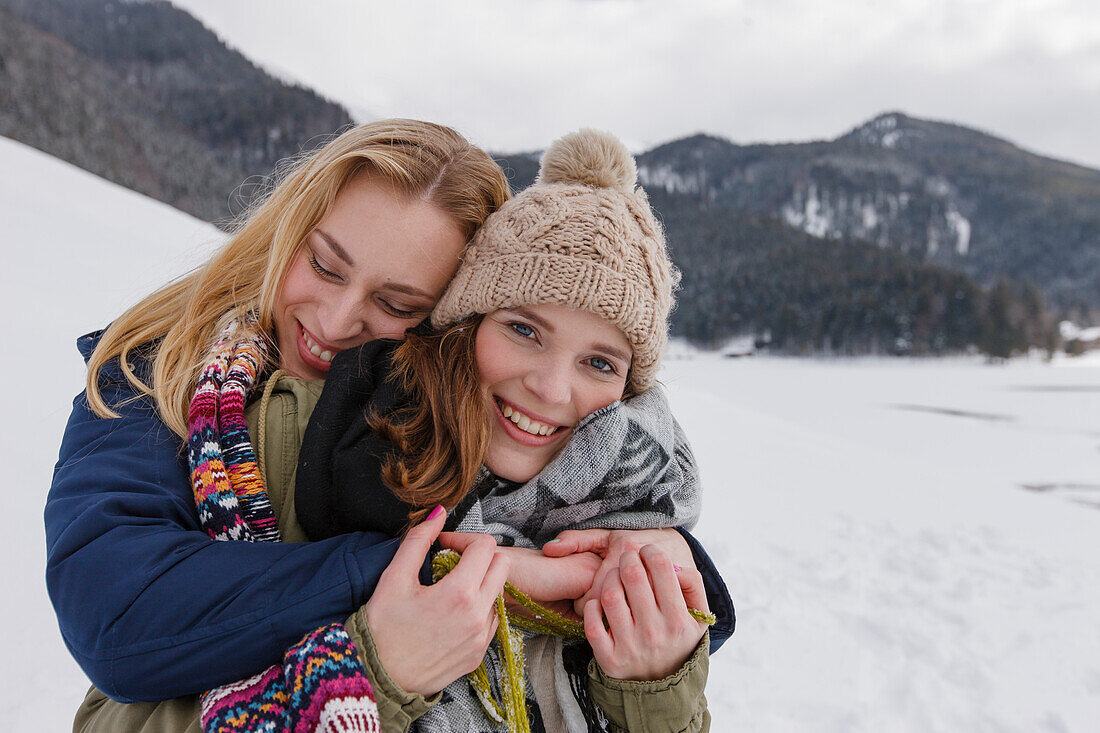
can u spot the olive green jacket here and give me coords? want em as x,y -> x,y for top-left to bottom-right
73,375 -> 709,733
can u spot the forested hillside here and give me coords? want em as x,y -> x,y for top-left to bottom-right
0,0 -> 351,221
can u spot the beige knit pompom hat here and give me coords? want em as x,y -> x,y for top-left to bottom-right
431,129 -> 678,392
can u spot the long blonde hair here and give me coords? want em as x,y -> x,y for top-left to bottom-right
86,119 -> 510,437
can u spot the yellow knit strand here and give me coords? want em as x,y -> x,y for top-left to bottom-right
430,549 -> 716,732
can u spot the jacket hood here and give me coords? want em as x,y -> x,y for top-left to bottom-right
78,328 -> 156,385
78,330 -> 106,364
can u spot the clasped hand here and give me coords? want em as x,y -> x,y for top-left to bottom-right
444,527 -> 710,682
365,516 -> 709,695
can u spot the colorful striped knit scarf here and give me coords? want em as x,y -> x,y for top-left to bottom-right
187,317 -> 381,733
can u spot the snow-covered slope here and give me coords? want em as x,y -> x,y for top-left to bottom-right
0,137 -> 221,731
3,136 -> 1098,731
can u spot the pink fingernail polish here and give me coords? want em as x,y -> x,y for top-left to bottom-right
428,505 -> 445,521
673,564 -> 683,573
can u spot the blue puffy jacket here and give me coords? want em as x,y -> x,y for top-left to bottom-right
45,332 -> 733,703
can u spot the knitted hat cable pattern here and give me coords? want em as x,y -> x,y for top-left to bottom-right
186,317 -> 381,733
431,129 -> 679,393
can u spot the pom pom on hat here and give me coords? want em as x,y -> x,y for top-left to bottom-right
537,129 -> 637,193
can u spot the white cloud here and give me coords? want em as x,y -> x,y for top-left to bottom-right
169,0 -> 1100,167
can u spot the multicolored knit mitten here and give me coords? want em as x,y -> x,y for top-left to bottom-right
200,624 -> 380,733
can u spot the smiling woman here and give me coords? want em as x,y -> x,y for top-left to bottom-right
44,119 -> 512,715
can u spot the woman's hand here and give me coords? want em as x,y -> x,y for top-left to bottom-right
364,507 -> 509,696
583,544 -> 709,681
542,528 -> 698,615
438,532 -> 602,619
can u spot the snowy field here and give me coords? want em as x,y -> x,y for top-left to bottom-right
667,353 -> 1099,732
3,137 -> 1098,731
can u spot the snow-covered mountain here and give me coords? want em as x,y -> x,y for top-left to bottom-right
634,112 -> 1100,310
499,112 -> 1100,312
4,135 -> 1099,732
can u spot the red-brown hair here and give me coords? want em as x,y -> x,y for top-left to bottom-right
370,317 -> 488,526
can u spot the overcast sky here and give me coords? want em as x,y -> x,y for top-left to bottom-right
169,0 -> 1100,169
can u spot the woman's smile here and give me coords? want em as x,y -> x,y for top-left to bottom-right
295,321 -> 340,371
492,396 -> 567,446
